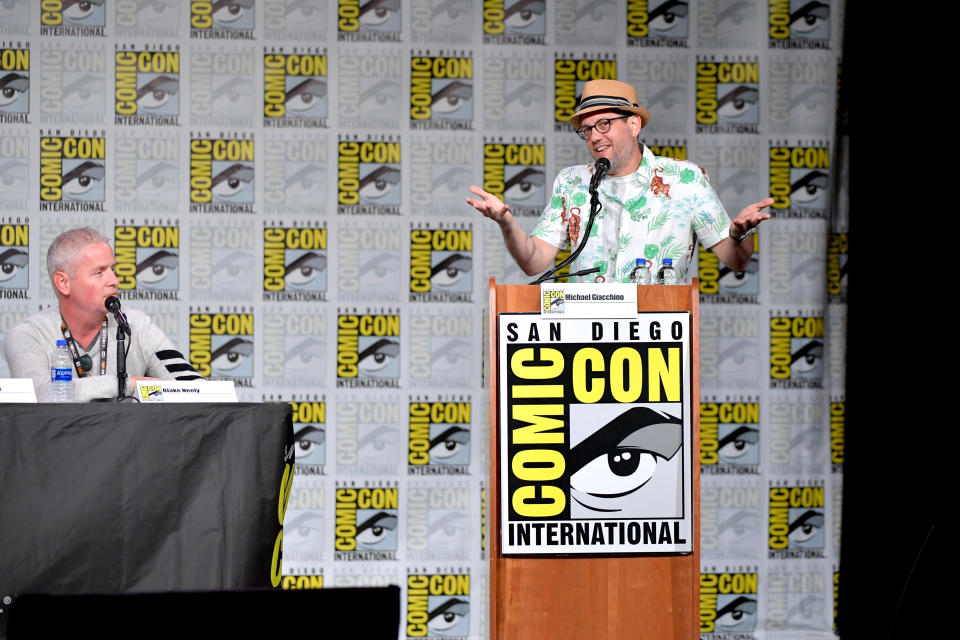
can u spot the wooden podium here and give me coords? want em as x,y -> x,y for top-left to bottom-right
487,278 -> 701,639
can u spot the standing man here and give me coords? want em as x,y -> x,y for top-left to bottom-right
467,79 -> 772,282
4,228 -> 201,401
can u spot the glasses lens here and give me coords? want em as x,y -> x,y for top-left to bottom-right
595,119 -> 611,133
576,127 -> 586,139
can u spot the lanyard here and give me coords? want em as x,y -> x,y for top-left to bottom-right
60,316 -> 108,377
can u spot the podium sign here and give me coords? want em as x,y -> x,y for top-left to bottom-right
498,312 -> 693,555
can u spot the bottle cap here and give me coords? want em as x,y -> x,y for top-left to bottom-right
56,339 -> 67,346
663,258 -> 673,266
635,258 -> 644,266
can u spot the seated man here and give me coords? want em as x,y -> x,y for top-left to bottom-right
4,228 -> 201,401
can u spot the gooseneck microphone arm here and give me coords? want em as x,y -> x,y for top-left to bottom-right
532,158 -> 610,285
105,296 -> 130,400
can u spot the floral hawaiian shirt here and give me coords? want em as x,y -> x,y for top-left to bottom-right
531,145 -> 731,283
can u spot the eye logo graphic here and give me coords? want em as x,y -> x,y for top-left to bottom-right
769,144 -> 830,219
0,224 -> 28,293
333,486 -> 399,561
189,136 -> 255,213
553,56 -> 616,131
336,312 -> 401,388
769,0 -> 830,48
39,136 -> 106,212
699,238 -> 760,303
482,0 -> 547,45
482,141 -> 546,217
700,401 -> 760,474
768,484 -> 825,558
40,0 -> 107,35
191,0 -> 256,36
409,226 -> 474,303
695,58 -> 760,134
406,573 -> 471,639
337,0 -> 403,41
0,48 -> 29,121
408,401 -> 472,474
188,311 -> 254,383
114,225 -> 180,297
410,53 -> 474,130
769,314 -> 824,389
263,52 -> 328,127
337,138 -> 402,214
263,226 -> 328,301
289,399 -> 326,473
626,0 -> 690,47
115,50 -> 181,125
700,572 -> 759,635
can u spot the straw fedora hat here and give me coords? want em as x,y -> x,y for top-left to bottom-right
568,79 -> 650,129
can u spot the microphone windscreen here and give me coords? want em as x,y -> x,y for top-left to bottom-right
596,157 -> 610,173
105,296 -> 121,312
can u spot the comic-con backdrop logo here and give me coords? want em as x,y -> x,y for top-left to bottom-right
482,0 -> 546,45
626,0 -> 689,47
336,311 -> 401,388
39,135 -> 106,212
700,572 -> 759,635
553,56 -> 616,132
292,400 -> 326,473
333,486 -> 399,560
114,223 -> 180,299
829,400 -> 843,473
189,135 -> 255,213
337,0 -> 402,42
337,136 -> 401,215
263,225 -> 327,301
701,401 -> 760,474
696,58 -> 760,134
768,484 -> 825,558
115,48 -> 180,125
40,0 -> 107,35
189,311 -> 254,385
770,314 -> 823,389
406,573 -> 470,638
410,52 -> 474,131
699,235 -> 760,303
827,233 -> 847,302
409,401 -> 471,474
114,134 -> 179,212
770,144 -> 830,219
482,140 -> 545,217
769,0 -> 830,49
264,49 -> 328,127
0,48 -> 29,122
190,0 -> 256,37
409,312 -> 473,389
407,486 -> 471,559
0,223 -> 29,293
410,225 -> 473,303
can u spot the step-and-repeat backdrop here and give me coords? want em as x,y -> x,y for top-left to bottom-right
0,2 -> 846,638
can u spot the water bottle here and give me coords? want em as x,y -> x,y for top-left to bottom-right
629,258 -> 652,285
51,339 -> 74,402
658,258 -> 677,285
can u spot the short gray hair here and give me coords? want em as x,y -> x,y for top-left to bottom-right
47,227 -> 111,283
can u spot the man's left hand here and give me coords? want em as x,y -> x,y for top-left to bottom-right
730,197 -> 774,239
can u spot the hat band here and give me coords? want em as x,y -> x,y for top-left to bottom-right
575,94 -> 639,111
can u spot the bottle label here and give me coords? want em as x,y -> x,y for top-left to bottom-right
52,367 -> 72,382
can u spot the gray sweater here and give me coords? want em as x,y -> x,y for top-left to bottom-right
4,306 -> 201,401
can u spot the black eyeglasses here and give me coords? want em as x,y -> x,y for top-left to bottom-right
574,115 -> 629,140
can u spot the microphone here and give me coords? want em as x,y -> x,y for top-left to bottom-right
105,296 -> 132,336
589,157 -> 610,193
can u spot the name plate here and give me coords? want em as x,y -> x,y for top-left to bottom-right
135,380 -> 238,403
539,283 -> 638,318
0,379 -> 38,403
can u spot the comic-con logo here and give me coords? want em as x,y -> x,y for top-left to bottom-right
264,49 -> 328,127
263,135 -> 327,214
769,143 -> 830,219
189,134 -> 254,213
190,0 -> 256,38
409,401 -> 471,475
696,57 -> 760,134
0,134 -> 29,209
700,400 -> 760,474
482,140 -> 546,217
333,485 -> 399,560
337,0 -> 401,42
410,52 -> 474,131
409,224 -> 473,303
407,486 -> 471,560
553,56 -> 616,132
769,0 -> 830,49
263,308 -> 325,388
409,311 -> 472,389
501,315 -> 692,554
114,133 -> 179,212
626,0 -> 689,47
829,400 -> 843,473
700,572 -> 759,635
0,222 -> 28,295
114,47 -> 180,126
336,311 -> 401,388
188,220 -> 256,299
699,237 -> 759,303
40,0 -> 106,36
263,225 -> 327,301
768,483 -> 825,558
283,482 -> 325,562
113,223 -> 181,299
188,310 -> 254,385
769,314 -> 823,389
827,233 -> 847,302
406,573 -> 470,638
482,0 -> 546,45
39,135 -> 106,212
292,400 -> 326,474
0,47 -> 29,123
337,136 -> 401,215
282,573 -> 323,590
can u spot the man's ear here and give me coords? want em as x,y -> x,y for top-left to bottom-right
53,270 -> 70,296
